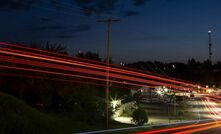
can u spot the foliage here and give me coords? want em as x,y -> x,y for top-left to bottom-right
126,58 -> 221,87
133,92 -> 142,102
178,110 -> 184,116
76,51 -> 102,61
132,108 -> 148,126
57,84 -> 115,124
0,91 -> 92,134
178,110 -> 185,121
121,102 -> 136,117
29,41 -> 68,54
44,42 -> 67,54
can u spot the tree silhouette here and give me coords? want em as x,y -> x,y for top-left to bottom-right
44,41 -> 67,54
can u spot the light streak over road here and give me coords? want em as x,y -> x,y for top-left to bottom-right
0,42 -> 207,92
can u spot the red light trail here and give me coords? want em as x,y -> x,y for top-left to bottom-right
0,55 -> 197,90
137,120 -> 221,134
0,72 -> 135,90
0,42 -> 201,87
0,42 -> 206,92
0,65 -> 156,88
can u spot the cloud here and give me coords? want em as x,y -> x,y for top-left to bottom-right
0,0 -> 37,11
30,25 -> 70,31
30,24 -> 91,34
0,0 -> 150,17
76,0 -> 117,15
75,0 -> 150,16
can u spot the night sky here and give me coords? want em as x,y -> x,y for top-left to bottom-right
0,0 -> 221,63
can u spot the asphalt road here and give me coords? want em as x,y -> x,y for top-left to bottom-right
136,120 -> 221,134
137,95 -> 221,134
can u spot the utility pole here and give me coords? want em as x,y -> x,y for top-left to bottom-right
208,30 -> 212,63
172,65 -> 176,116
97,18 -> 120,129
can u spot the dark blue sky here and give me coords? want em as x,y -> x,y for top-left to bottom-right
0,0 -> 221,63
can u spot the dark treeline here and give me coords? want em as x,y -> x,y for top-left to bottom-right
126,59 -> 221,88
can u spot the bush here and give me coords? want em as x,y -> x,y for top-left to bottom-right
121,102 -> 137,117
178,111 -> 184,116
132,108 -> 148,126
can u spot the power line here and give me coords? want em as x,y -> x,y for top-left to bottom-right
20,0 -> 96,21
38,0 -> 120,19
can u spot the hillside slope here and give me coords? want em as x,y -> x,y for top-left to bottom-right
0,92 -> 89,134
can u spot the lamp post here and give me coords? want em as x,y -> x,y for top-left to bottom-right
208,30 -> 212,63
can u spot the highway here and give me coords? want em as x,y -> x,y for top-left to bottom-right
137,95 -> 221,134
137,121 -> 221,134
1,42 -> 221,134
195,127 -> 221,134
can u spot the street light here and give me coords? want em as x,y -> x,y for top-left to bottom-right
157,90 -> 162,95
164,87 -> 168,92
207,89 -> 212,93
111,99 -> 121,111
197,85 -> 201,93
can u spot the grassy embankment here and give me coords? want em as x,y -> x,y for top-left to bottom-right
0,92 -> 131,134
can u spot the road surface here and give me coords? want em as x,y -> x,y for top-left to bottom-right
137,95 -> 221,134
